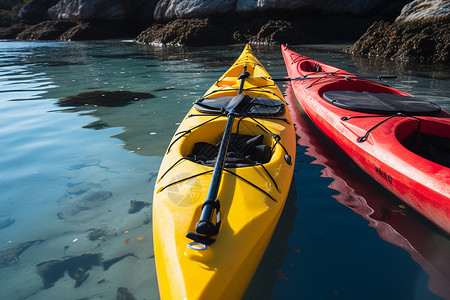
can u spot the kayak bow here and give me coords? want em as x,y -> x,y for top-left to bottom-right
282,44 -> 450,234
153,45 -> 296,299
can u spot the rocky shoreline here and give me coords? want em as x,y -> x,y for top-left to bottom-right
0,0 -> 449,64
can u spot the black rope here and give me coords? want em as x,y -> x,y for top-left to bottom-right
157,163 -> 278,202
257,163 -> 279,192
158,170 -> 213,193
252,119 -> 290,156
157,157 -> 193,183
167,115 -> 222,153
223,169 -> 277,202
341,112 -> 423,143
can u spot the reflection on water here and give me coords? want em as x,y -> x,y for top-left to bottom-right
0,40 -> 449,299
279,84 -> 450,300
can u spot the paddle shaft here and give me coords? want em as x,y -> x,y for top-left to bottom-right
272,75 -> 397,82
196,66 -> 249,235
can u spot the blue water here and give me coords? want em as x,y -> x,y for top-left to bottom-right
0,40 -> 449,300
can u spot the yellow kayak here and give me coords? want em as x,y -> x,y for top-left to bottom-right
153,44 -> 296,299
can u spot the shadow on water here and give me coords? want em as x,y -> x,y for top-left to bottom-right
279,84 -> 450,300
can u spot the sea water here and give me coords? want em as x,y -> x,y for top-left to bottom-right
0,40 -> 449,300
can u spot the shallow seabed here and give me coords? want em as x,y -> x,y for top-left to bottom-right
0,40 -> 449,300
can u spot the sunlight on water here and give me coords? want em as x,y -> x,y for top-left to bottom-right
0,40 -> 449,300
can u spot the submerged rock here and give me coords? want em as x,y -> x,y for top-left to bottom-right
58,190 -> 113,221
0,240 -> 41,267
103,253 -> 135,270
83,120 -> 110,130
128,200 -> 151,214
88,225 -> 116,241
117,287 -> 137,300
57,90 -> 154,107
37,253 -> 102,288
0,218 -> 15,229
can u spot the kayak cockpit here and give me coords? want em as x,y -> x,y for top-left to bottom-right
188,133 -> 272,168
396,119 -> 450,168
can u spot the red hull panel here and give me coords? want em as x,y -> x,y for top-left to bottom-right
282,45 -> 450,234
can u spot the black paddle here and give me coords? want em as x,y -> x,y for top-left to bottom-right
188,65 -> 250,244
272,75 -> 397,82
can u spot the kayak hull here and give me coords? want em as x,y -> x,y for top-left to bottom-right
282,45 -> 450,234
153,45 -> 296,299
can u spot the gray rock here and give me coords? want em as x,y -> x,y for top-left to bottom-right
153,0 -> 236,21
18,0 -> 60,23
236,0 -> 407,15
48,0 -> 158,21
396,0 -> 450,22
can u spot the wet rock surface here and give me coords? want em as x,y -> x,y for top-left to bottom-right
57,90 -> 154,107
347,18 -> 450,64
136,15 -> 376,46
135,17 -> 233,46
16,20 -> 76,40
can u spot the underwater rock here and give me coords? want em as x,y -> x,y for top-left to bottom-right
0,240 -> 41,267
58,190 -> 113,222
128,200 -> 150,214
103,253 -> 135,270
0,218 -> 15,229
37,253 -> 102,288
88,225 -> 116,241
117,287 -> 137,300
57,90 -> 154,107
83,120 -> 110,130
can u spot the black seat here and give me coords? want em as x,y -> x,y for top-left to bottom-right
194,95 -> 285,117
322,91 -> 441,115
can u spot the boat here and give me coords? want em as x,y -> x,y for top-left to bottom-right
284,84 -> 450,299
282,45 -> 450,234
153,44 -> 296,299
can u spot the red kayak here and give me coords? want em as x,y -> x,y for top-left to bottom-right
282,45 -> 450,234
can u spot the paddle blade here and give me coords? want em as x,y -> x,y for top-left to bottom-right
224,94 -> 249,113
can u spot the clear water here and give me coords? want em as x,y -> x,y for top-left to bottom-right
0,40 -> 449,300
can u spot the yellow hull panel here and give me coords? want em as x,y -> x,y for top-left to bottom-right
153,45 -> 296,299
